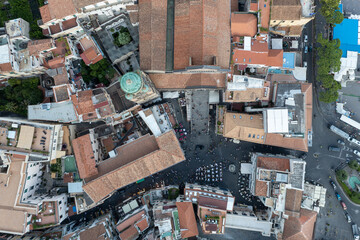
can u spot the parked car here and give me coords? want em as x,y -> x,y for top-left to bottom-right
335,192 -> 341,201
330,180 -> 336,190
354,150 -> 360,157
328,146 -> 341,152
341,201 -> 347,210
345,212 -> 352,223
304,35 -> 308,43
338,139 -> 345,145
304,46 -> 308,54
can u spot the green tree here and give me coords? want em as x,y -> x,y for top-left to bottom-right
117,32 -> 131,46
0,77 -> 42,115
349,160 -> 359,169
317,34 -> 342,73
336,169 -> 348,181
319,87 -> 339,103
320,0 -> 343,24
80,59 -> 115,86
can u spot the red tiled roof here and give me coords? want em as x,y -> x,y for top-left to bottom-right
82,132 -> 185,204
176,202 -> 198,238
139,0 -> 167,71
119,226 -> 138,240
285,189 -> 303,217
62,17 -> 77,30
48,57 -> 65,69
198,196 -> 227,211
250,2 -> 259,11
257,156 -> 290,171
117,210 -> 146,233
72,134 -> 98,179
231,13 -> 257,37
40,0 -> 77,24
135,218 -> 149,232
49,23 -> 61,35
255,180 -> 268,197
173,0 -> 230,70
0,63 -> 13,72
71,90 -> 95,116
233,48 -> 283,67
27,39 -> 54,56
80,47 -> 103,65
149,72 -> 226,89
283,208 -> 317,240
39,5 -> 51,23
259,0 -> 270,29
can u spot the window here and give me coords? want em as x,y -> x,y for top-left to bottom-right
27,176 -> 31,180
252,134 -> 255,138
257,135 -> 259,139
250,116 -> 253,120
261,136 -> 264,139
233,115 -> 236,119
24,189 -> 28,193
239,115 -> 242,119
60,215 -> 63,219
59,201 -> 62,204
30,186 -> 34,190
33,174 -> 37,178
248,134 -> 251,138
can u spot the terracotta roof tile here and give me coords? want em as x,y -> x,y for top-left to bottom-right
135,218 -> 149,232
79,221 -> 107,240
72,134 -> 98,179
53,67 -> 69,85
250,2 -> 259,11
173,0 -> 230,70
271,0 -> 302,20
39,5 -> 51,23
83,131 -> 185,203
231,13 -> 257,37
231,0 -> 239,12
81,47 -> 103,65
198,195 -> 227,210
49,23 -> 61,34
119,226 -> 138,240
223,112 -> 265,144
40,0 -> 77,24
149,73 -> 226,89
139,0 -> 167,71
233,46 -> 283,67
71,90 -> 95,116
117,210 -> 146,232
48,57 -> 65,69
0,63 -> 13,72
259,0 -> 270,28
283,208 -> 317,240
285,189 -> 303,215
62,17 -> 78,30
256,156 -> 290,171
176,202 -> 199,238
255,180 -> 268,197
27,39 -> 54,56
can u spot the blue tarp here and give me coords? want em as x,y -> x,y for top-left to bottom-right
283,52 -> 295,69
333,19 -> 359,57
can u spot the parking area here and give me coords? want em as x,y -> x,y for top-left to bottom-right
31,127 -> 51,152
314,180 -> 354,240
